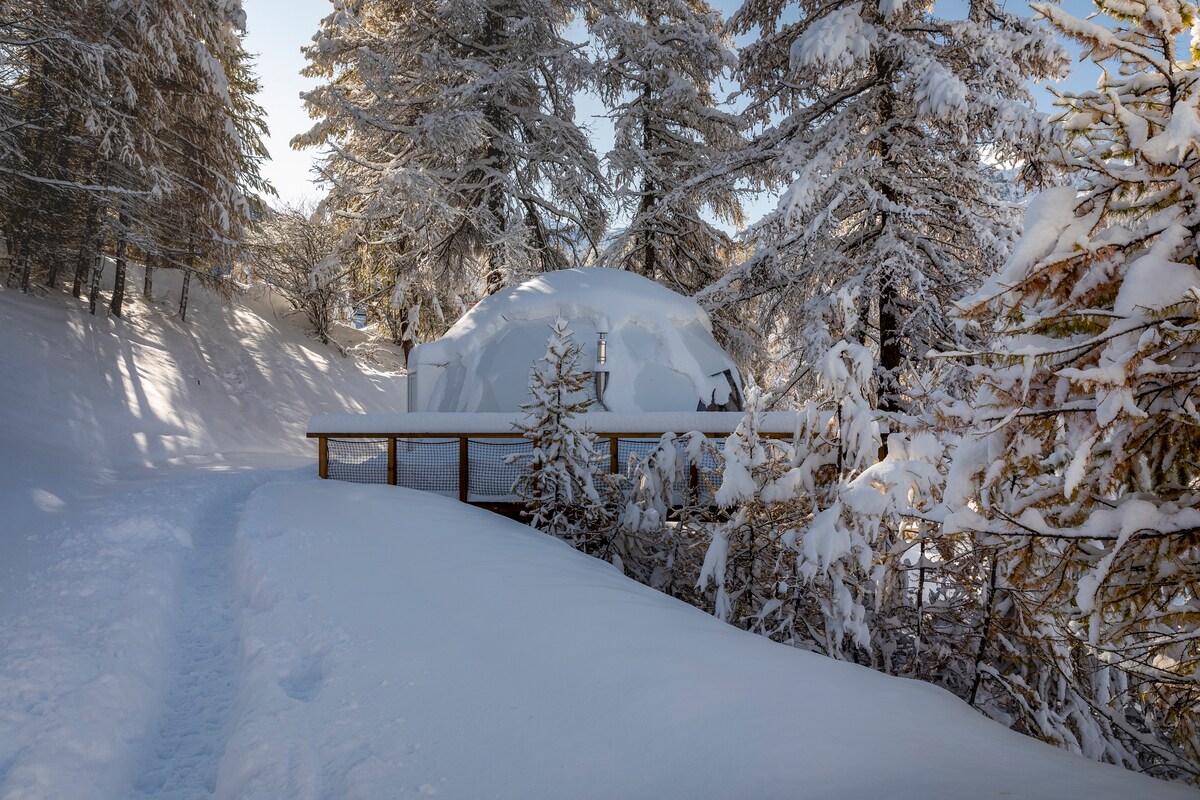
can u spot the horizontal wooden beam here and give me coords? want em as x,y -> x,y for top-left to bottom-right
307,431 -> 794,440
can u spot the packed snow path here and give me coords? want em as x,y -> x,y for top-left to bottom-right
131,479 -> 252,799
0,472 -> 265,799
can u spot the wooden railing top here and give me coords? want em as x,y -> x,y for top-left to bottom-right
307,410 -> 801,439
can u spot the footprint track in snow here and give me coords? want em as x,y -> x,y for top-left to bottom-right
131,483 -> 251,799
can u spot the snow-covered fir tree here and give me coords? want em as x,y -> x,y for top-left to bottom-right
710,0 -> 1067,415
144,0 -> 271,320
588,0 -> 744,298
511,317 -> 612,551
0,0 -> 269,317
297,0 -> 607,350
947,0 -> 1200,778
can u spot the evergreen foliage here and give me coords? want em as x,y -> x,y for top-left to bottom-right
0,0 -> 270,315
511,317 -> 612,550
708,0 -> 1068,409
296,0 -> 608,355
588,0 -> 744,298
947,0 -> 1200,777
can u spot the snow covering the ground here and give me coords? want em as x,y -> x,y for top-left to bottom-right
0,276 -> 1193,799
0,270 -> 405,617
408,268 -> 741,414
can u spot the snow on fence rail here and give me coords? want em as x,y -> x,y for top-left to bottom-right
306,412 -> 799,506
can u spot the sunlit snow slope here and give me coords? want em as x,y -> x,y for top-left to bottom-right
0,278 -> 1191,799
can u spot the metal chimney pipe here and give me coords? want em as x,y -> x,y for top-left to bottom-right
594,331 -> 610,410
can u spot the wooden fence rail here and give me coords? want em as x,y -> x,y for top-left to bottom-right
307,430 -> 795,507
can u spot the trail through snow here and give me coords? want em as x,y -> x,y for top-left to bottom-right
0,471 -> 269,800
131,480 -> 250,799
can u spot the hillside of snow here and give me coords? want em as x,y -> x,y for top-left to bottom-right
0,279 -> 1192,799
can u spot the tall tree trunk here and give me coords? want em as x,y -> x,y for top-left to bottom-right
399,305 -> 414,367
19,251 -> 32,294
143,255 -> 154,300
179,237 -> 194,322
638,84 -> 658,281
878,278 -> 902,413
72,241 -> 86,298
4,238 -> 19,289
179,270 -> 191,321
88,239 -> 104,315
72,202 -> 99,298
46,247 -> 61,289
481,11 -> 509,294
871,45 -> 903,453
109,213 -> 128,317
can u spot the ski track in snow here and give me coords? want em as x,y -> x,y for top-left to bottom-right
131,486 -> 247,800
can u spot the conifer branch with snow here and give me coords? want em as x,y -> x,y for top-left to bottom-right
947,0 -> 1200,777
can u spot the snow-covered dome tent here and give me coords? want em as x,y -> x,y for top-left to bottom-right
407,268 -> 743,413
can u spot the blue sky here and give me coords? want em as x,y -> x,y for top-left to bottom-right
242,0 -> 1102,210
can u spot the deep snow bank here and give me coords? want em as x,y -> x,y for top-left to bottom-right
224,479 -> 1191,800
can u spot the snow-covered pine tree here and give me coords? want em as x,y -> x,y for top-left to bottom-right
511,317 -> 612,551
0,0 -> 159,296
146,0 -> 270,319
790,293 -> 950,671
297,0 -> 607,348
711,0 -> 1067,414
588,0 -> 744,298
0,0 -> 269,316
948,0 -> 1200,778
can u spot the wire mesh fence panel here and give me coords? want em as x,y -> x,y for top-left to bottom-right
592,437 -> 611,468
615,438 -> 658,477
467,439 -> 532,500
694,438 -> 725,506
328,438 -> 388,484
396,439 -> 459,496
322,432 -> 728,505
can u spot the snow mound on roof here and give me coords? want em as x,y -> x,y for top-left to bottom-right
410,268 -> 741,413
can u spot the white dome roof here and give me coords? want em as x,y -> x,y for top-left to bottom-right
409,268 -> 741,413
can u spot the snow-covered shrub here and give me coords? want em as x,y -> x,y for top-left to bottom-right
246,204 -> 347,345
616,432 -> 721,603
699,294 -> 951,669
698,386 -> 803,634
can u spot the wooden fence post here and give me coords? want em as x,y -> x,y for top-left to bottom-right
318,436 -> 329,479
458,437 -> 469,502
387,437 -> 397,485
609,437 -> 619,475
